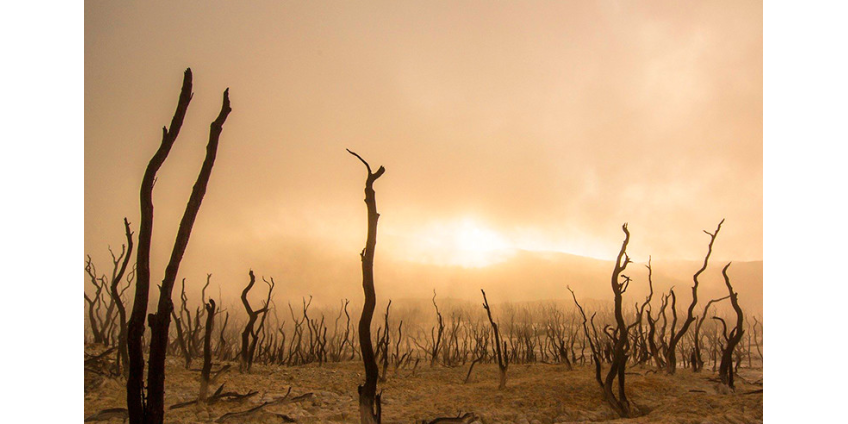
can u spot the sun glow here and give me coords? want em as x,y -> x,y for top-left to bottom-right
401,218 -> 515,268
393,218 -> 621,268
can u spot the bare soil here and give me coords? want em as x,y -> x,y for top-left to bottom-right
84,353 -> 762,424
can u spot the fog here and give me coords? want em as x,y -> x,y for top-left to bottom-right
85,1 -> 762,308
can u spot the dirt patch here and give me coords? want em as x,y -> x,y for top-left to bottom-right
84,358 -> 762,423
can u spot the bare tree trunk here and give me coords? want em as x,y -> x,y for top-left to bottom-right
481,289 -> 508,390
248,277 -> 275,368
348,149 -> 385,424
666,220 -> 724,374
199,299 -> 216,402
430,290 -> 446,367
601,224 -> 633,418
110,219 -> 134,376
239,270 -> 269,372
85,261 -> 105,344
692,295 -> 729,372
126,69 -> 193,424
171,279 -> 192,369
568,287 -> 602,388
718,263 -> 744,389
378,301 -> 391,382
126,69 -> 231,424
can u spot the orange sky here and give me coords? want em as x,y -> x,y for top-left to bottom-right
85,1 -> 762,304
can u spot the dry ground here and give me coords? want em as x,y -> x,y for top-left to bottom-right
85,355 -> 763,424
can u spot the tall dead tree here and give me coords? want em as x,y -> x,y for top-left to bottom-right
601,223 -> 634,418
665,219 -> 723,374
717,263 -> 744,389
348,149 -> 385,424
481,289 -> 508,390
126,68 -> 231,424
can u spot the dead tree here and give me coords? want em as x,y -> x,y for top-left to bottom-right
84,222 -> 134,351
332,299 -> 352,361
217,311 -> 230,359
248,277 -> 275,366
665,219 -> 724,374
568,286 -> 603,388
239,270 -> 270,372
108,218 -> 135,376
481,289 -> 508,389
429,290 -> 446,367
171,278 -> 193,369
692,295 -> 729,372
348,149 -> 385,424
718,263 -> 744,389
600,223 -> 634,417
752,316 -> 762,360
646,287 -> 666,368
193,276 -> 213,351
126,68 -> 231,424
84,260 -> 106,344
200,299 -> 216,402
634,257 -> 655,367
377,300 -> 392,382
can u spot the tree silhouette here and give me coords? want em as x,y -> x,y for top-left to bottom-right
125,68 -> 231,424
348,149 -> 385,424
665,219 -> 724,374
717,263 -> 744,389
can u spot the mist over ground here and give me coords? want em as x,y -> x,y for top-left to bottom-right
85,1 -> 762,310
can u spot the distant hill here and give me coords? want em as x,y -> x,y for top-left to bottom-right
377,249 -> 763,315
227,244 -> 762,317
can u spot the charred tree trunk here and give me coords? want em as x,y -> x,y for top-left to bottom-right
85,261 -> 105,344
752,317 -> 762,360
171,279 -> 192,369
217,311 -> 229,360
430,290 -> 445,367
109,219 -> 134,376
481,289 -> 508,389
378,300 -> 391,382
199,299 -> 216,402
239,270 -> 269,372
247,277 -> 275,370
718,263 -> 744,389
126,69 -> 193,424
666,219 -> 723,374
568,287 -> 603,389
126,69 -> 231,424
692,295 -> 729,372
601,224 -> 634,418
348,149 -> 385,424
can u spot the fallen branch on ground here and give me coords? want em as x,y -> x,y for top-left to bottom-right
424,412 -> 480,424
170,383 -> 260,410
84,408 -> 128,422
215,388 -> 314,423
85,348 -> 117,365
